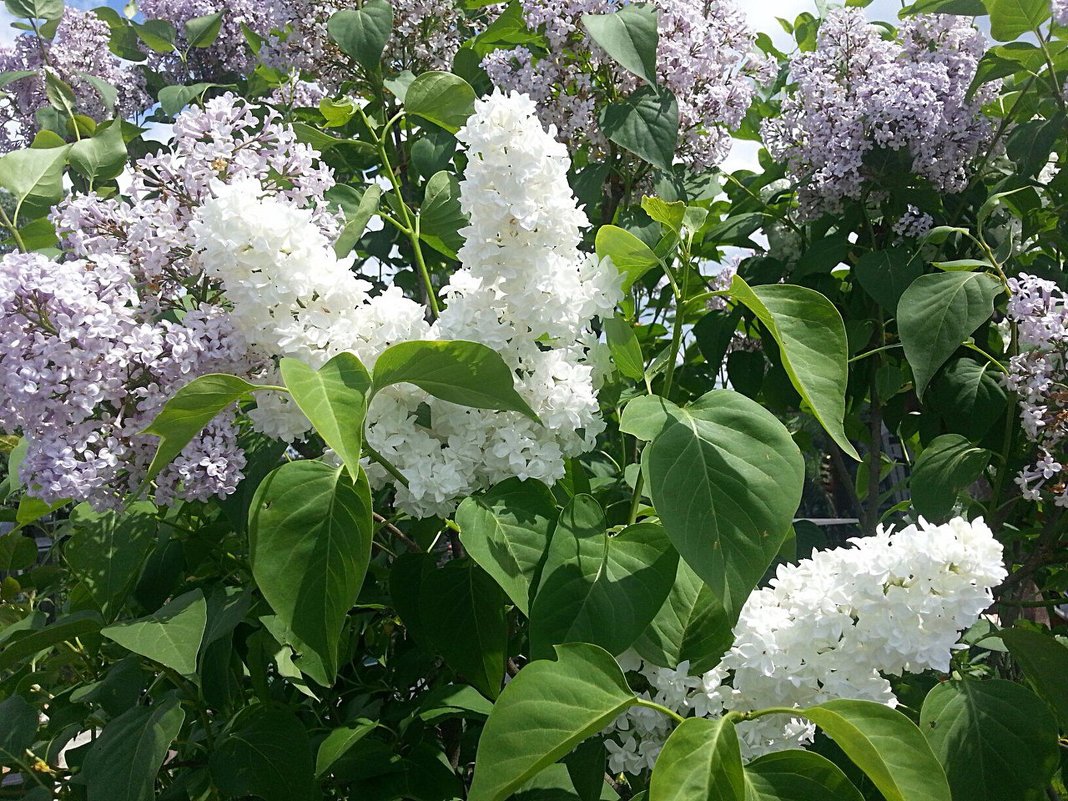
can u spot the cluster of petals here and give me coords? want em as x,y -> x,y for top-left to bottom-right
607,516 -> 1006,772
1006,274 -> 1068,506
762,10 -> 994,218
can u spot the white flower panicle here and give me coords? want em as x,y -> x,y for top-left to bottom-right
607,516 -> 1006,771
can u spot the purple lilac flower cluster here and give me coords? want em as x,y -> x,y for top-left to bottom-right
0,9 -> 148,152
0,94 -> 339,509
481,0 -> 770,170
1005,274 -> 1068,507
0,252 -> 248,508
136,0 -> 292,82
762,10 -> 994,219
1054,0 -> 1068,27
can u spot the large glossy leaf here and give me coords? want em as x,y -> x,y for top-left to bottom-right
5,0 -> 64,19
420,559 -> 508,699
373,340 -> 537,420
468,644 -> 636,801
210,705 -> 319,801
853,248 -> 924,314
920,679 -> 1058,801
0,144 -> 69,221
743,750 -> 864,801
529,495 -> 677,658
600,86 -> 678,172
63,503 -> 158,620
101,589 -> 207,675
581,5 -> 658,85
69,119 -> 127,183
455,477 -> 559,615
604,317 -> 645,381
988,0 -> 1049,40
249,461 -> 373,686
80,698 -> 186,801
140,373 -> 261,486
649,717 -> 744,801
799,700 -> 951,801
1000,627 -> 1068,727
729,276 -> 858,460
404,71 -> 476,133
928,358 -> 1008,440
643,390 -> 803,617
633,559 -> 733,674
280,352 -> 371,483
897,272 -> 1002,398
315,720 -> 378,778
327,0 -> 393,71
910,434 -> 990,521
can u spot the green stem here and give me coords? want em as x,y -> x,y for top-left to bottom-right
626,470 -> 644,526
0,205 -> 26,252
848,343 -> 902,363
365,443 -> 410,488
635,697 -> 685,724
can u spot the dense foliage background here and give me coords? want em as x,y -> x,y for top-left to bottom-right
0,0 -> 1066,799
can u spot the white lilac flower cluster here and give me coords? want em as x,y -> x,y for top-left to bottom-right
361,90 -> 620,516
482,0 -> 771,170
762,10 -> 995,219
606,516 -> 1006,771
0,9 -> 149,152
1006,274 -> 1068,507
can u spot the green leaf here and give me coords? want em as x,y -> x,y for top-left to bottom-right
455,477 -> 559,616
249,461 -> 373,686
0,611 -> 102,671
327,0 -> 393,72
101,589 -> 207,675
798,699 -> 951,801
0,532 -> 36,571
920,679 -> 1058,801
80,698 -> 185,801
404,71 -> 476,133
641,196 -> 686,234
63,503 -> 158,619
157,82 -> 217,116
280,353 -> 371,483
372,340 -> 538,420
0,695 -> 37,767
743,750 -> 863,801
620,395 -> 685,441
633,559 -> 732,675
334,183 -> 382,256
643,390 -> 803,617
729,276 -> 858,460
928,358 -> 1007,440
649,717 -> 745,801
1000,628 -> 1068,728
596,224 -> 660,292
210,705 -> 318,801
582,4 -> 659,85
988,0 -> 1049,40
604,317 -> 645,381
898,272 -> 1002,399
419,169 -> 466,259
0,144 -> 69,222
530,495 -> 677,658
600,86 -> 678,172
910,434 -> 989,522
468,643 -> 636,801
140,373 -> 260,487
853,248 -> 923,315
4,0 -> 63,19
184,11 -> 223,48
421,559 -> 508,699
69,119 -> 127,183
134,19 -> 177,52
315,720 -> 377,778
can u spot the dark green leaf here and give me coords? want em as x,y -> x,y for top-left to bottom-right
404,71 -> 476,133
249,461 -> 373,686
455,477 -> 559,616
600,86 -> 678,172
920,679 -> 1059,801
910,434 -> 989,522
0,144 -> 69,222
1000,628 -> 1068,728
988,0 -> 1049,40
468,643 -> 636,801
101,589 -> 207,675
184,11 -> 224,48
419,169 -> 466,258
69,119 -> 127,183
0,695 -> 37,767
315,721 -> 377,778
327,0 -> 393,72
582,5 -> 659,85
649,717 -> 744,801
743,750 -> 864,801
854,248 -> 923,315
211,705 -> 319,801
4,0 -> 63,19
